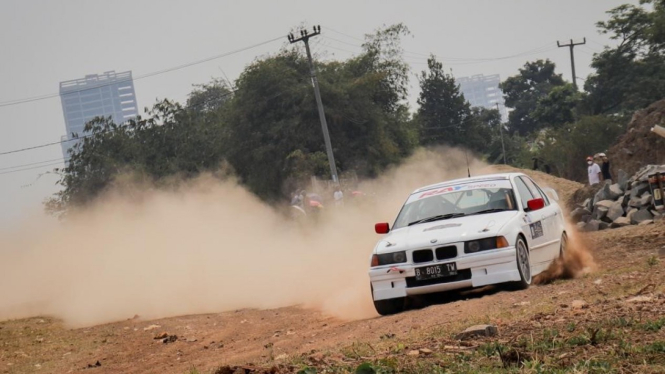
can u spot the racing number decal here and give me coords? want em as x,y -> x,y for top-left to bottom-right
529,221 -> 544,239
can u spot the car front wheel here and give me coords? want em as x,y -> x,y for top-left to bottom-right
511,236 -> 532,290
373,297 -> 406,316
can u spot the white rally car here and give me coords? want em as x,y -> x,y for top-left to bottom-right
369,173 -> 566,315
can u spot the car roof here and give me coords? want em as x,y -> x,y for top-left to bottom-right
412,172 -> 525,194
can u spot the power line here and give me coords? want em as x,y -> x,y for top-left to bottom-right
0,160 -> 66,176
0,135 -> 94,156
0,35 -> 283,108
324,26 -> 556,64
0,157 -> 69,172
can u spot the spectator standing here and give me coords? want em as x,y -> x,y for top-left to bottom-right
333,187 -> 344,207
587,156 -> 602,186
599,153 -> 612,183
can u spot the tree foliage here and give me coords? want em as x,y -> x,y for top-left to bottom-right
500,59 -> 566,136
585,0 -> 665,114
49,24 -> 419,209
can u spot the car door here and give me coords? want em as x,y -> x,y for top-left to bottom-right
512,176 -> 550,266
520,176 -> 561,262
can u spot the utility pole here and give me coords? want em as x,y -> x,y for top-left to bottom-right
557,38 -> 586,90
288,26 -> 339,184
495,103 -> 507,164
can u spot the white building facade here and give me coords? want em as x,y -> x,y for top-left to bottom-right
59,71 -> 138,157
456,74 -> 507,121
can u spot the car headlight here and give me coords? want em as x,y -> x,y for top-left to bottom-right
465,236 -> 509,253
371,251 -> 407,267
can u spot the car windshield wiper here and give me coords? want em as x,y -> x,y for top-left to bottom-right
408,213 -> 465,226
467,208 -> 508,216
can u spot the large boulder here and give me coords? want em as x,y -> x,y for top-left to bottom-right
618,169 -> 629,191
631,208 -> 654,224
594,184 -> 612,205
610,216 -> 631,228
570,207 -> 592,223
630,182 -> 650,199
579,220 -> 601,232
595,200 -> 615,209
607,201 -> 624,222
608,183 -> 624,200
640,193 -> 653,207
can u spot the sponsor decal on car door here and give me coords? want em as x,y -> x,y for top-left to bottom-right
514,177 -> 550,265
522,177 -> 561,261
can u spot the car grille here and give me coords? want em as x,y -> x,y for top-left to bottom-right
412,249 -> 434,263
405,269 -> 472,288
435,246 -> 457,260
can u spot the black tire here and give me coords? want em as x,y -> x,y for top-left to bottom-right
373,297 -> 406,316
559,232 -> 568,259
510,236 -> 532,290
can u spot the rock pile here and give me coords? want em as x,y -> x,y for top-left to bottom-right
570,165 -> 665,231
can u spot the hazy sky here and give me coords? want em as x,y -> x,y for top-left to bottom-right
0,0 -> 639,228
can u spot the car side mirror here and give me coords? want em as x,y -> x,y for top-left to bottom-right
375,222 -> 390,234
527,198 -> 545,211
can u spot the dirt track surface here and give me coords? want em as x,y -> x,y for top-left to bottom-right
2,170 -> 664,373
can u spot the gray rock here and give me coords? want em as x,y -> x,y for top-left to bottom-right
629,197 -> 641,208
576,222 -> 587,229
638,220 -> 654,226
593,187 -> 608,206
608,183 -> 623,200
618,170 -> 629,191
595,200 -> 614,209
595,206 -> 610,220
634,165 -> 665,182
621,194 -> 631,209
580,220 -> 600,232
631,208 -> 654,224
570,207 -> 592,223
598,222 -> 610,230
581,214 -> 592,223
630,182 -> 650,199
607,201 -> 624,222
640,193 -> 653,207
610,217 -> 631,228
627,208 -> 638,222
455,324 -> 498,340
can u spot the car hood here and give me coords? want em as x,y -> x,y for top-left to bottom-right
375,211 -> 519,254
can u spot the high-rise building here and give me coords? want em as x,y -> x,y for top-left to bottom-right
59,71 -> 138,157
456,74 -> 507,122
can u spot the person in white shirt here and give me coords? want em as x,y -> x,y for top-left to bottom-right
587,156 -> 602,186
333,187 -> 344,206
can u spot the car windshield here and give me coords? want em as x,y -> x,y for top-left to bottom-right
393,182 -> 517,229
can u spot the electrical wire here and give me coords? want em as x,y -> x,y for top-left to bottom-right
0,160 -> 66,176
0,157 -> 70,172
0,35 -> 283,108
324,26 -> 556,63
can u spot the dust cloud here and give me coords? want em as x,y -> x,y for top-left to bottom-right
0,148 -> 483,327
532,221 -> 597,285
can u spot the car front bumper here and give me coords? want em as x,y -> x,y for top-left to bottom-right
369,247 -> 520,301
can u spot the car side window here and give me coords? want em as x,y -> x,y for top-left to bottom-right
520,177 -> 550,206
513,177 -> 534,211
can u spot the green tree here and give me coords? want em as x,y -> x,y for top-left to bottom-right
500,59 -> 565,136
585,0 -> 665,114
532,83 -> 583,128
416,56 -> 472,147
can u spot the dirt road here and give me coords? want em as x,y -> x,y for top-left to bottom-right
1,170 -> 664,373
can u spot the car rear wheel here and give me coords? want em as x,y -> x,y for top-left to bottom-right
510,236 -> 532,290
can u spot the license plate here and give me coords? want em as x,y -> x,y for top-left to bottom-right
415,263 -> 457,281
